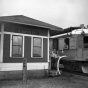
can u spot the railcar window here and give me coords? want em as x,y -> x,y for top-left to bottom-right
84,36 -> 88,48
64,38 -> 69,49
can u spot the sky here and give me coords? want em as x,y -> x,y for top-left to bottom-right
0,0 -> 88,28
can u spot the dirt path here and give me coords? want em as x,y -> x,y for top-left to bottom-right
0,74 -> 88,88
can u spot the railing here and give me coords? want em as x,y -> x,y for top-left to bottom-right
56,55 -> 67,75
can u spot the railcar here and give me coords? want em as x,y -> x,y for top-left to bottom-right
50,26 -> 88,73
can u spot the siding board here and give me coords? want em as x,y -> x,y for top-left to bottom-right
24,36 -> 47,62
4,23 -> 48,36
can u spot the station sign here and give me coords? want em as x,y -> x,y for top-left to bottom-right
15,29 -> 39,35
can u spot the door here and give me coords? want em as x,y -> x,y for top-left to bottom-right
51,57 -> 57,70
77,35 -> 83,58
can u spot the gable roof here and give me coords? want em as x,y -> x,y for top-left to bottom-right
0,15 -> 62,31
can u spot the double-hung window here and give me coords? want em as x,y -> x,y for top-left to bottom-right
11,35 -> 23,57
32,37 -> 43,58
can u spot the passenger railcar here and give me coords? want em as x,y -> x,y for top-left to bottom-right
50,26 -> 88,73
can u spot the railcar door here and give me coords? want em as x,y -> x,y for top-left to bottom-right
77,35 -> 83,58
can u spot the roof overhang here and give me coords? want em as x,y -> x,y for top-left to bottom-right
0,15 -> 62,32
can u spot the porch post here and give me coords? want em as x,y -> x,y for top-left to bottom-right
0,23 -> 4,63
47,29 -> 51,72
48,29 -> 50,63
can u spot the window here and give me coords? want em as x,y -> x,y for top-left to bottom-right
59,38 -> 69,50
84,36 -> 88,48
12,35 -> 23,57
32,37 -> 43,58
64,38 -> 69,49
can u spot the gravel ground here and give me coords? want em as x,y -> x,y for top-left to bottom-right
0,73 -> 88,88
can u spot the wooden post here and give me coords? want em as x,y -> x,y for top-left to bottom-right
22,58 -> 27,87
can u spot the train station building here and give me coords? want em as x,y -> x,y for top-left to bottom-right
0,15 -> 62,79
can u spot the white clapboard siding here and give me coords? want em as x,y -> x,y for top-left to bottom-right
0,63 -> 48,71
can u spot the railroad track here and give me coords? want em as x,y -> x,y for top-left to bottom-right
61,68 -> 88,77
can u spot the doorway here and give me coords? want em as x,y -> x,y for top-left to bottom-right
51,57 -> 57,70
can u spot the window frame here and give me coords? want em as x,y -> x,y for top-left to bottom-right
58,37 -> 70,50
83,36 -> 88,48
10,34 -> 24,58
64,37 -> 70,50
31,37 -> 43,58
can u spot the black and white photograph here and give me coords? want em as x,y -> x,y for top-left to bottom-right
0,0 -> 88,88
